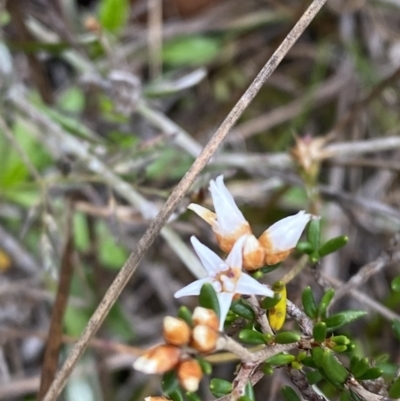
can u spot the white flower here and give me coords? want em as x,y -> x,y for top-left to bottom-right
259,211 -> 312,265
174,235 -> 274,331
188,176 -> 251,253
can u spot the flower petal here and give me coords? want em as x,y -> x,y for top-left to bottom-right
174,278 -> 211,298
190,236 -> 226,275
216,291 -> 234,331
187,204 -> 216,226
266,211 -> 312,251
225,235 -> 248,269
235,274 -> 274,297
209,176 -> 247,234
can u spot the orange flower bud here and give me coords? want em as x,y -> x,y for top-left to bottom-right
133,345 -> 181,374
242,235 -> 265,271
163,316 -> 191,346
145,397 -> 170,401
177,359 -> 203,392
192,307 -> 219,331
191,325 -> 218,353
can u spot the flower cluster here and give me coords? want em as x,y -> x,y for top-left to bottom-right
189,175 -> 312,269
133,307 -> 220,392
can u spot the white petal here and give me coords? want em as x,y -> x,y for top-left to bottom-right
190,236 -> 226,275
225,235 -> 248,269
209,176 -> 246,234
235,274 -> 274,297
217,291 -> 234,331
266,211 -> 312,251
220,275 -> 235,292
174,278 -> 211,298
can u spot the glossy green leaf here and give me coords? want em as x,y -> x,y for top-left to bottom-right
199,283 -> 220,319
169,389 -> 184,401
210,378 -> 233,397
245,381 -> 255,401
262,363 -> 274,375
296,241 -> 314,254
162,371 -> 179,395
260,263 -> 281,274
275,331 -> 301,344
340,390 -> 351,401
197,357 -> 212,375
266,352 -> 295,366
331,335 -> 350,346
351,357 -> 369,379
281,386 -> 301,401
313,322 -> 327,342
332,345 -> 347,353
319,236 -> 348,257
321,349 -> 348,385
99,0 -> 129,32
311,347 -> 324,367
178,306 -> 193,327
230,299 -> 255,320
302,286 -> 318,319
237,397 -> 252,401
391,276 -> 400,293
325,311 -> 367,332
318,288 -> 335,319
239,329 -> 266,345
302,356 -> 318,368
307,219 -> 320,251
357,367 -> 383,381
261,293 -> 282,310
186,392 -> 202,401
389,376 -> 400,399
306,370 -> 323,385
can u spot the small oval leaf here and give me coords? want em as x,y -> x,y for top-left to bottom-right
282,386 -> 301,401
313,322 -> 327,342
239,329 -> 266,345
210,378 -> 233,397
319,236 -> 348,257
230,299 -> 255,321
318,288 -> 335,319
307,219 -> 320,251
275,331 -> 301,344
325,311 -> 367,332
266,352 -> 295,366
199,283 -> 220,319
302,286 -> 318,319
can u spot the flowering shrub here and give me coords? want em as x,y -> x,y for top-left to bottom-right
130,174 -> 400,401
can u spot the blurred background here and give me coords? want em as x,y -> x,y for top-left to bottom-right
0,0 -> 400,400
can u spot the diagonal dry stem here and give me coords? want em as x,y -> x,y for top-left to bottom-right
39,1 -> 328,399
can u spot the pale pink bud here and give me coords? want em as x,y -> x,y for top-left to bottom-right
191,325 -> 219,353
177,359 -> 203,392
163,316 -> 191,346
192,307 -> 219,331
133,345 -> 181,374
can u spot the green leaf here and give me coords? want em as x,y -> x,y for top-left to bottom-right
321,349 -> 348,386
169,389 -> 184,401
261,293 -> 282,310
350,357 -> 369,379
281,386 -> 301,401
306,370 -> 323,385
244,382 -> 255,401
391,276 -> 400,293
389,376 -> 400,399
239,329 -> 266,345
311,347 -> 324,367
296,241 -> 314,255
178,306 -> 193,327
307,219 -> 320,251
260,263 -> 281,274
331,335 -> 350,346
313,322 -> 327,342
318,288 -> 335,319
392,319 -> 400,342
199,283 -> 220,319
266,353 -> 295,366
274,331 -> 301,344
302,356 -> 318,368
210,378 -> 233,397
325,311 -> 367,332
163,36 -> 221,67
302,286 -> 318,319
230,299 -> 255,320
356,367 -> 383,381
332,345 -> 347,353
186,392 -> 202,401
162,371 -> 179,395
197,357 -> 212,375
98,0 -> 129,32
319,236 -> 348,257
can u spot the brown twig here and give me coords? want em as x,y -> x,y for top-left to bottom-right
38,1 -> 329,399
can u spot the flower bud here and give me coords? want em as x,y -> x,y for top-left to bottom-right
163,316 -> 191,346
191,325 -> 219,353
242,235 -> 265,271
145,397 -> 170,401
192,307 -> 219,331
177,359 -> 203,392
133,345 -> 181,374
